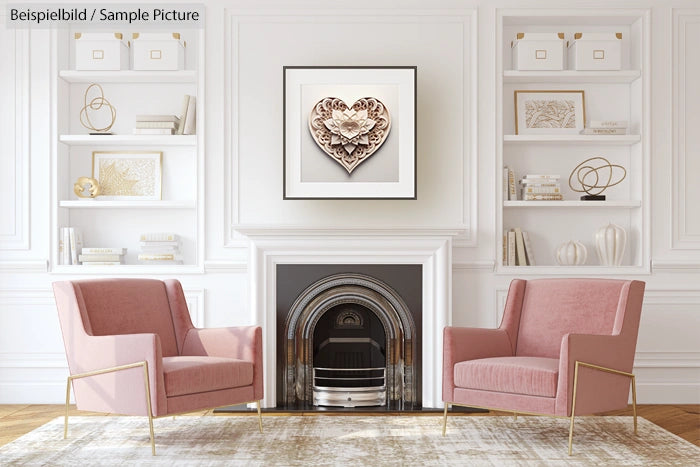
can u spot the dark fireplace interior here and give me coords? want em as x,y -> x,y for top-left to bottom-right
276,264 -> 422,410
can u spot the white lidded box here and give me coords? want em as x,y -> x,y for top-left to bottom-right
511,32 -> 566,71
568,33 -> 622,70
74,33 -> 129,71
132,33 -> 185,71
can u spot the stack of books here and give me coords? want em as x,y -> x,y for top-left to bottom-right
177,95 -> 196,135
134,115 -> 180,135
138,233 -> 183,265
520,174 -> 562,201
503,227 -> 535,266
79,247 -> 126,265
581,120 -> 628,135
59,227 -> 83,265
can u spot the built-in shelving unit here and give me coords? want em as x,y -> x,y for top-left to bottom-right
496,9 -> 650,273
50,29 -> 205,271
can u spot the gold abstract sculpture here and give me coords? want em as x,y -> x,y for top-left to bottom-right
568,156 -> 626,200
73,177 -> 101,198
79,83 -> 116,134
309,97 -> 391,174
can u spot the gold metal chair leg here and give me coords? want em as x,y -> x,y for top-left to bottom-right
442,403 -> 449,436
64,377 -> 72,439
513,411 -> 518,421
568,361 -> 581,456
256,400 -> 263,433
631,374 -> 638,435
142,362 -> 156,456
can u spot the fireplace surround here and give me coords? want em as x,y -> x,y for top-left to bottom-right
277,266 -> 421,409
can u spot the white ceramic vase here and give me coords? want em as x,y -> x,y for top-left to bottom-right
595,222 -> 627,266
556,240 -> 587,265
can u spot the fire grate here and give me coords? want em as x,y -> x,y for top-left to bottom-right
312,367 -> 387,407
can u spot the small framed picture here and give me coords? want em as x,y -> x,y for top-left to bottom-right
514,90 -> 585,135
283,66 -> 417,199
92,151 -> 162,200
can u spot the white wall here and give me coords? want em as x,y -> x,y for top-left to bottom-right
0,0 -> 698,404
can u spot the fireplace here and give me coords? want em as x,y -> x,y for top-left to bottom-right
277,265 -> 421,409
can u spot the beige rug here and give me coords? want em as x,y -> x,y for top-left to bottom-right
0,415 -> 697,466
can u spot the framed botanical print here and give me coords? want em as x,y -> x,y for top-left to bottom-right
92,151 -> 162,200
515,90 -> 585,135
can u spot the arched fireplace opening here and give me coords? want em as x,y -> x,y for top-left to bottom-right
282,272 -> 418,410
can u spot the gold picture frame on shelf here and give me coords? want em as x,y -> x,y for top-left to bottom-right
92,151 -> 163,200
514,90 -> 585,135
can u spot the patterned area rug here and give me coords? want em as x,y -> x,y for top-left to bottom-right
0,415 -> 697,466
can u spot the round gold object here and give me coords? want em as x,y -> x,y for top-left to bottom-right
568,156 -> 626,196
73,177 -> 101,198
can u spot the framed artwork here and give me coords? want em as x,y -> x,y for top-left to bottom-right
283,66 -> 416,199
92,151 -> 162,200
514,90 -> 585,135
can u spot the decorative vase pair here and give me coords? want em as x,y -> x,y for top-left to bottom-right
556,223 -> 627,266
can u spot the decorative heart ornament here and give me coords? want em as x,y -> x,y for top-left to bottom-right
309,97 -> 391,174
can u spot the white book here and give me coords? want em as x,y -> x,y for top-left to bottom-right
522,186 -> 561,194
523,193 -> 564,200
507,167 -> 517,200
69,228 -> 80,265
60,228 -> 70,265
79,254 -> 122,262
523,174 -> 560,179
514,227 -> 527,266
135,115 -> 180,122
176,95 -> 190,135
183,95 -> 196,135
581,128 -> 627,135
82,247 -> 127,255
140,233 -> 178,242
503,167 -> 509,201
138,253 -> 184,261
135,121 -> 178,129
507,230 -> 516,266
588,120 -> 628,128
133,128 -> 174,135
81,261 -> 123,265
139,246 -> 181,253
522,231 -> 535,266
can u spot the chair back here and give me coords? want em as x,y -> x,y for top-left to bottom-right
57,278 -> 180,357
515,279 -> 635,359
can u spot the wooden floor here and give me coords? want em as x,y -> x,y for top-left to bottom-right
0,404 -> 697,448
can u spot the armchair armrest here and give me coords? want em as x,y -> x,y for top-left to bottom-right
555,333 -> 636,416
442,326 -> 513,402
182,326 -> 263,400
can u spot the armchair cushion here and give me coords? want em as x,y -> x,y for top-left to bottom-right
454,356 -> 559,398
162,356 -> 254,397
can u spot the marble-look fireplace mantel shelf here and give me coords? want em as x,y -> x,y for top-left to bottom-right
236,226 -> 461,409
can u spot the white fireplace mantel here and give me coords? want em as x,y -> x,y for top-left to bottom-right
236,225 -> 465,408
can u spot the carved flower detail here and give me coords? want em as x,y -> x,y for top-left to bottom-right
324,109 -> 376,156
309,97 -> 391,174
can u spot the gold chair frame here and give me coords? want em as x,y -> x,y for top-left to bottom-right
64,360 -> 263,456
442,360 -> 637,456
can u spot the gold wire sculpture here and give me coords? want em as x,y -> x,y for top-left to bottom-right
79,83 -> 116,133
568,156 -> 626,198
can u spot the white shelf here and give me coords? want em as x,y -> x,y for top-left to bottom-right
51,264 -> 203,275
59,70 -> 197,83
59,200 -> 196,209
504,134 -> 641,145
503,70 -> 641,84
504,200 -> 641,208
59,134 -> 196,146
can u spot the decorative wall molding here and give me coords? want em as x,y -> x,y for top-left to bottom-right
671,9 -> 700,250
453,260 -> 496,271
0,13 -> 30,251
225,7 -> 477,247
203,260 -> 248,272
0,260 -> 48,273
652,259 -> 700,272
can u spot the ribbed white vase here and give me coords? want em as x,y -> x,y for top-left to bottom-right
595,222 -> 627,266
556,240 -> 587,265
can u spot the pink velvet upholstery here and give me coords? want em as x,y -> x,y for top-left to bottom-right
53,278 -> 263,417
443,278 -> 645,417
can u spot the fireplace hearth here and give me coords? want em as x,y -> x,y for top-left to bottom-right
277,265 -> 422,410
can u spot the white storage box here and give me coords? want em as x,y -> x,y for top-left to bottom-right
132,33 -> 185,71
511,33 -> 565,71
568,33 -> 622,70
74,33 -> 129,71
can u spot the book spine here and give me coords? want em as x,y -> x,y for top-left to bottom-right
523,193 -> 564,201
588,120 -> 628,128
507,230 -> 516,266
522,231 -> 535,266
503,230 -> 508,265
138,254 -> 183,261
82,248 -> 126,255
135,121 -> 178,129
507,167 -> 517,200
140,233 -> 178,242
81,261 -> 122,265
79,254 -> 122,262
522,186 -> 561,194
581,128 -> 627,135
69,228 -> 79,265
177,95 -> 190,135
133,128 -> 174,135
135,115 -> 180,123
183,95 -> 196,135
60,228 -> 68,265
523,174 -> 560,180
514,227 -> 526,266
503,167 -> 509,201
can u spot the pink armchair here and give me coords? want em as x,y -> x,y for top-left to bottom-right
53,278 -> 263,455
442,278 -> 645,455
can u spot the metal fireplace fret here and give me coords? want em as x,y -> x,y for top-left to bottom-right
312,367 -> 387,407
